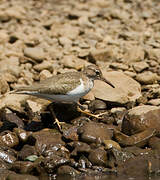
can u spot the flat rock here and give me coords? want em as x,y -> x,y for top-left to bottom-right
92,71 -> 141,104
136,71 -> 159,84
132,61 -> 149,72
24,47 -> 45,62
122,105 -> 160,135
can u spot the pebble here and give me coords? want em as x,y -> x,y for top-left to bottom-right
132,61 -> 149,72
24,47 -> 45,62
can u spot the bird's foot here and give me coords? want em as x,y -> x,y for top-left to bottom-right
77,106 -> 106,119
54,118 -> 65,130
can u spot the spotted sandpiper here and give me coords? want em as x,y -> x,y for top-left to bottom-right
15,64 -> 115,129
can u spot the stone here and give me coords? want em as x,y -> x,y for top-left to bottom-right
136,71 -> 159,84
33,61 -> 53,72
122,105 -> 160,135
24,47 -> 45,62
92,71 -> 141,104
0,77 -> 9,94
132,61 -> 149,72
148,98 -> 160,106
78,122 -> 112,144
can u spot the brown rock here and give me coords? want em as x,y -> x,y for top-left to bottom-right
136,71 -> 159,84
78,122 -> 112,144
88,148 -> 107,166
92,71 -> 141,104
24,47 -> 45,62
132,61 -> 149,72
122,105 -> 160,135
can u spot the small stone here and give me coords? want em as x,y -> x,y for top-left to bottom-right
104,140 -> 121,150
132,61 -> 149,72
124,71 -> 137,78
88,148 -> 107,166
78,122 -> 112,144
18,144 -> 36,160
148,98 -> 160,106
88,100 -> 107,112
57,165 -> 79,176
39,70 -> 52,81
0,77 -> 9,94
24,47 -> 45,62
33,61 -> 53,72
122,105 -> 160,135
136,71 -> 159,84
0,131 -> 19,147
110,63 -> 128,70
26,100 -> 42,113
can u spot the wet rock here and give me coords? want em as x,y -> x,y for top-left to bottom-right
88,148 -> 107,166
78,155 -> 92,169
103,140 -> 121,150
0,149 -> 16,164
12,161 -> 35,174
63,126 -> 79,141
69,141 -> 91,156
0,158 -> 11,169
110,107 -> 126,125
32,129 -> 65,156
14,128 -> 31,142
3,113 -> 24,129
136,71 -> 159,84
132,61 -> 149,72
114,129 -> 155,147
78,122 -> 112,144
43,154 -> 70,173
88,100 -> 107,112
0,131 -> 19,147
7,173 -> 39,180
18,144 -> 36,160
57,165 -> 79,176
92,71 -> 141,104
122,105 -> 160,135
149,137 -> 160,151
24,47 -> 45,62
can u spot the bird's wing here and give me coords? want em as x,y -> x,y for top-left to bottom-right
15,72 -> 81,95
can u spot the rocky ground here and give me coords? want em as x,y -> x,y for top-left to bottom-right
0,0 -> 160,179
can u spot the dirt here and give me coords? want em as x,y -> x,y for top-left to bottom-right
0,0 -> 160,179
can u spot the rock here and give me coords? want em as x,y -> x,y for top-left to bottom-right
149,137 -> 160,151
43,154 -> 70,173
69,141 -> 91,156
26,99 -> 42,113
124,71 -> 137,78
0,149 -> 16,164
24,47 -> 45,62
63,126 -> 79,141
88,100 -> 107,112
92,71 -> 141,104
12,161 -> 35,174
78,122 -> 112,144
57,165 -> 79,176
104,140 -> 121,150
148,98 -> 160,106
61,55 -> 90,69
132,61 -> 149,72
0,57 -> 20,77
122,105 -> 160,135
3,113 -> 24,129
39,70 -> 52,81
18,144 -> 36,160
0,76 -> 9,94
110,63 -> 128,70
7,173 -> 38,180
136,71 -> 159,84
33,61 -> 53,72
32,129 -> 65,156
0,131 -> 19,147
88,148 -> 107,166
89,48 -> 116,62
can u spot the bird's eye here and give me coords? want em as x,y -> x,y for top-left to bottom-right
95,70 -> 100,76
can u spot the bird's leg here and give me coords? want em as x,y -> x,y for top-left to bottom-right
76,102 -> 107,119
48,105 -> 64,130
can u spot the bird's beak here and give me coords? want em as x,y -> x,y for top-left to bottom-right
100,76 -> 115,88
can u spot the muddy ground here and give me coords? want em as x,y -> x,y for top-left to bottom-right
0,0 -> 160,179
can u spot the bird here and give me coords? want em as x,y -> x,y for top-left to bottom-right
14,64 -> 115,129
